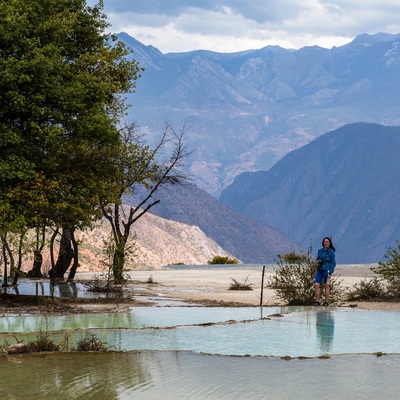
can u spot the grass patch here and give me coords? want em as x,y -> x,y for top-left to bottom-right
229,276 -> 253,291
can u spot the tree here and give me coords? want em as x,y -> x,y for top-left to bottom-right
0,201 -> 30,285
0,1 -> 142,280
102,123 -> 189,283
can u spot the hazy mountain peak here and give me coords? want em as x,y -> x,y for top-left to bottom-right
121,32 -> 400,196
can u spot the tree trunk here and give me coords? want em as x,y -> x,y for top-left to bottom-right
1,234 -> 14,287
50,227 -> 75,281
1,239 -> 8,287
67,232 -> 79,281
28,250 -> 44,278
28,226 -> 46,278
49,227 -> 60,270
113,239 -> 126,283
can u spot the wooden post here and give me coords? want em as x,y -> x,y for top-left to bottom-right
260,265 -> 266,307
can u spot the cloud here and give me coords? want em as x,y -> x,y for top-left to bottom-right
87,0 -> 400,53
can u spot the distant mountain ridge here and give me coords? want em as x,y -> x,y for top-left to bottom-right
120,32 -> 400,196
125,183 -> 298,263
220,123 -> 400,263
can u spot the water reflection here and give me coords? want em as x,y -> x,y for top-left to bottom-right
2,307 -> 400,357
0,312 -> 139,333
1,280 -> 105,298
1,351 -> 400,400
55,281 -> 78,297
0,352 -> 152,399
316,310 -> 335,353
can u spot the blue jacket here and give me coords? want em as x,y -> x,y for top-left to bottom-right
316,248 -> 336,274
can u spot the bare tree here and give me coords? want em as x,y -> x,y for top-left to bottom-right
102,122 -> 190,282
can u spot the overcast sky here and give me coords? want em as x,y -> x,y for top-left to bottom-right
87,1 -> 400,53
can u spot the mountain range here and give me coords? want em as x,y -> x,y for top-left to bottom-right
220,123 -> 400,263
71,123 -> 400,268
109,32 -> 400,265
120,32 -> 400,196
125,184 -> 298,264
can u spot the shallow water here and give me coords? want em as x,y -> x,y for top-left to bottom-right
2,307 -> 400,357
1,280 -> 106,298
2,306 -> 400,399
0,351 -> 399,400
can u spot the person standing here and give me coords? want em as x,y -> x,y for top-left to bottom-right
314,237 -> 336,306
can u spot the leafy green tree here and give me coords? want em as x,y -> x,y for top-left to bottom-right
371,241 -> 400,298
0,1 -> 142,280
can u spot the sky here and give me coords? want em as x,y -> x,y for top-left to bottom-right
86,1 -> 400,53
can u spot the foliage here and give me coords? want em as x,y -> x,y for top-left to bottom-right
102,123 -> 189,283
346,277 -> 387,301
0,0 -> 142,279
208,256 -> 239,265
26,330 -> 60,352
146,274 -> 158,284
75,332 -> 108,352
99,233 -> 121,289
7,331 -> 108,353
229,276 -> 253,291
266,251 -> 343,306
371,241 -> 400,298
82,275 -> 124,294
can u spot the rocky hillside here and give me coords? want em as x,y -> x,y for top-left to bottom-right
127,183 -> 299,263
76,211 -> 237,271
30,184 -> 297,273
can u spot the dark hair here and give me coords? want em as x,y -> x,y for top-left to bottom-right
322,236 -> 335,252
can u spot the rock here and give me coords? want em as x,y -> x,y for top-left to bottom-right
7,343 -> 28,354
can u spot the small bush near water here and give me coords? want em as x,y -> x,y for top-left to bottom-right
346,241 -> 400,302
208,256 -> 239,264
83,274 -> 124,293
75,333 -> 108,352
346,277 -> 387,301
26,330 -> 60,352
370,241 -> 400,299
266,250 -> 343,306
5,331 -> 108,354
229,276 -> 253,291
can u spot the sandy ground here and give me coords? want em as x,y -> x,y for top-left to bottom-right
103,264 -> 400,311
3,264 -> 398,314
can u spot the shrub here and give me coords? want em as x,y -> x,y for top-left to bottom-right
75,333 -> 108,352
266,251 -> 343,305
229,276 -> 253,290
146,274 -> 158,284
347,277 -> 387,301
208,256 -> 239,265
83,274 -> 124,294
371,241 -> 400,298
26,330 -> 59,352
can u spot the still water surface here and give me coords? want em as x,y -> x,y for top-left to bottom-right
0,351 -> 399,399
1,307 -> 400,356
1,306 -> 400,399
